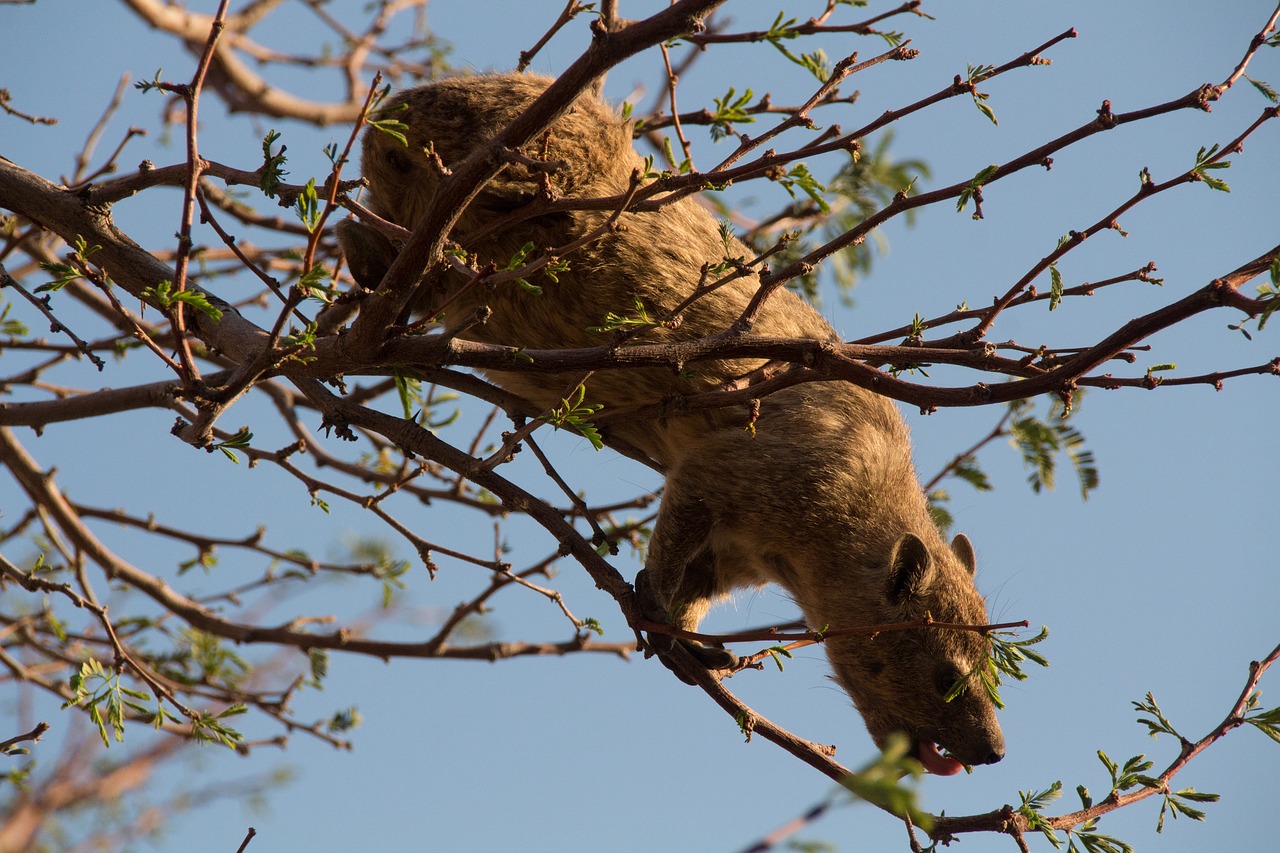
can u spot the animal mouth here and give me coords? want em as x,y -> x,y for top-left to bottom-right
915,739 -> 964,776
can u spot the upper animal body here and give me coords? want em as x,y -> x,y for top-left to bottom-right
339,73 -> 1005,773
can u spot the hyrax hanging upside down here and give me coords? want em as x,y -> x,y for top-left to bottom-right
339,73 -> 1004,773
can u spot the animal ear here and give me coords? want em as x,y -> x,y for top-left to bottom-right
337,219 -> 398,291
886,533 -> 933,604
950,534 -> 977,575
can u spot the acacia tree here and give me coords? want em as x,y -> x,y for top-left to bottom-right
1,1 -> 1279,851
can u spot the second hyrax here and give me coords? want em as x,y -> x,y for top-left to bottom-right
340,73 -> 1005,773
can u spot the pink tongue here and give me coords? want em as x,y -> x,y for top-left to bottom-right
917,741 -> 964,776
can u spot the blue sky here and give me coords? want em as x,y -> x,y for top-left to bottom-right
2,1 -> 1278,851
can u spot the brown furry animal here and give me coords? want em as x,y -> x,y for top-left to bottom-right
339,73 -> 1005,773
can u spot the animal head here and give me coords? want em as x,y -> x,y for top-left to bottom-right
825,532 -> 1005,774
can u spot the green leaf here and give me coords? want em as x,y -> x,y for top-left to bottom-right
946,625 -> 1049,708
1133,691 -> 1181,740
1190,144 -> 1231,192
259,129 -> 288,197
1007,397 -> 1098,499
926,490 -> 954,532
1097,752 -> 1154,794
298,264 -> 336,301
35,237 -> 102,293
191,706 -> 246,749
586,295 -> 657,333
327,706 -> 363,733
140,279 -> 224,322
1245,75 -> 1279,102
1243,693 -> 1280,743
764,16 -> 832,82
839,733 -> 934,831
0,300 -> 29,336
212,427 -> 253,464
309,649 -> 329,686
710,87 -> 755,142
1017,780 -> 1065,847
1049,264 -> 1064,311
1071,830 -> 1134,853
504,241 -> 536,271
774,163 -> 831,214
295,177 -> 322,232
394,370 -> 422,420
956,164 -> 999,214
966,65 -> 999,125
367,92 -> 410,145
538,383 -> 605,450
952,456 -> 993,492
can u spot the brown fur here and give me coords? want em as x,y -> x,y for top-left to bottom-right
340,73 -> 1004,768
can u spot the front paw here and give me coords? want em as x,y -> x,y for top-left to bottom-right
634,570 -> 738,679
680,641 -> 739,672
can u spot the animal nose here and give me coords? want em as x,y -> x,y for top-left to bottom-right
983,749 -> 1005,765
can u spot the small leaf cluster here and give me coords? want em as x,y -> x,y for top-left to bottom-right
709,87 -> 755,142
297,264 -> 336,302
839,733 -> 933,831
927,453 -> 991,531
811,133 -> 930,294
190,705 -> 248,748
344,535 -> 413,607
367,92 -> 410,146
279,322 -> 320,365
945,625 -> 1049,709
773,163 -> 831,214
586,295 -> 658,333
156,629 -> 251,690
930,397 -> 1097,529
374,556 -> 411,608
140,279 -> 224,322
1096,749 -> 1156,796
63,658 -> 162,747
503,241 -> 547,294
132,68 -> 168,95
1190,144 -> 1231,193
659,136 -> 693,175
1,761 -> 34,791
393,369 -> 461,430
1243,690 -> 1280,743
1018,781 -> 1134,853
1008,397 -> 1099,499
1154,786 -> 1218,833
259,129 -> 288,197
1103,695 -> 1220,833
212,427 -> 253,463
1227,256 -> 1280,339
1049,262 -> 1065,311
967,64 -> 999,125
0,300 -> 29,337
36,235 -> 102,293
763,13 -> 832,82
327,707 -> 363,733
956,163 -> 998,217
538,384 -> 604,450
296,177 -> 322,232
1244,74 -> 1278,102
1132,691 -> 1184,741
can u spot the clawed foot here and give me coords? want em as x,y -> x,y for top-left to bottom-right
634,569 -> 739,683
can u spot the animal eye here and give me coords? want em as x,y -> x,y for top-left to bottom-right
385,148 -> 412,173
935,664 -> 965,697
